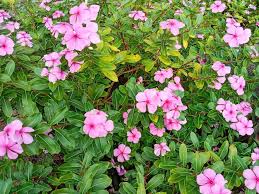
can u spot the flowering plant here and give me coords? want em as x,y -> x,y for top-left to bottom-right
0,0 -> 258,193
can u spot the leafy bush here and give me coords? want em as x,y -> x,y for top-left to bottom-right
0,0 -> 258,193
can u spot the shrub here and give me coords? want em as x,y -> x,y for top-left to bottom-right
0,0 -> 258,193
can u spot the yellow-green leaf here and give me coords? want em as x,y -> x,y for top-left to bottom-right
167,50 -> 181,57
158,55 -> 171,65
183,39 -> 188,49
102,70 -> 118,82
125,54 -> 141,63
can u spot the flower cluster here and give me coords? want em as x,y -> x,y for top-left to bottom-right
40,3 -> 100,82
251,148 -> 259,164
16,31 -> 33,47
113,144 -> 131,163
83,109 -> 114,138
129,11 -> 147,21
210,61 -> 231,90
0,9 -> 11,23
223,18 -> 251,47
228,75 -> 246,95
210,1 -> 226,13
39,0 -> 51,11
0,120 -> 34,160
243,166 -> 259,193
154,68 -> 173,83
160,19 -> 185,36
5,21 -> 20,33
196,168 -> 231,194
216,98 -> 254,136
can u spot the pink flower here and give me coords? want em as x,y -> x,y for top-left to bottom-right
16,31 -> 33,47
243,166 -> 259,193
0,10 -> 11,23
149,123 -> 165,137
0,134 -> 23,160
210,1 -> 226,13
237,101 -> 252,116
175,41 -> 182,50
5,21 -> 20,33
129,11 -> 147,21
113,144 -> 131,162
137,76 -> 143,84
54,22 -> 72,34
222,102 -> 237,122
160,19 -> 185,36
223,26 -> 251,47
196,168 -> 227,194
68,60 -> 83,73
197,34 -> 204,39
164,117 -> 186,131
2,120 -> 23,138
136,89 -> 160,114
230,115 -> 254,136
154,68 -> 173,83
216,98 -> 229,112
251,148 -> 259,164
47,67 -> 67,83
52,10 -> 65,19
43,52 -> 61,67
43,17 -> 53,29
167,76 -> 184,92
174,9 -> 183,16
13,127 -> 34,144
154,142 -> 170,156
127,128 -> 141,143
209,77 -> 226,90
122,109 -> 131,124
60,49 -> 78,62
39,0 -> 51,11
212,61 -> 231,76
228,75 -> 246,95
69,3 -> 88,25
83,109 -> 114,138
0,35 -> 14,56
226,18 -> 240,28
116,165 -> 127,176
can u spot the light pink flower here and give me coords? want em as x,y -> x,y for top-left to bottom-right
16,31 -> 33,47
0,35 -> 14,56
216,98 -> 229,112
54,22 -> 72,34
113,144 -> 131,162
197,34 -> 204,39
223,26 -> 251,47
164,117 -> 186,131
230,115 -> 254,136
210,1 -> 226,13
127,128 -> 141,143
129,11 -> 147,21
154,142 -> 170,156
13,127 -> 34,145
167,76 -> 184,92
228,75 -> 246,95
149,123 -> 165,137
222,102 -> 237,122
43,52 -> 61,67
136,89 -> 160,114
47,67 -> 67,83
251,148 -> 259,164
154,68 -> 173,83
2,120 -> 23,138
122,109 -> 131,124
243,166 -> 259,193
237,101 -> 252,116
160,19 -> 185,36
52,10 -> 65,19
39,0 -> 51,11
0,134 -> 23,160
0,10 -> 11,23
212,61 -> 231,76
116,165 -> 127,176
43,17 -> 53,29
5,21 -> 20,33
68,60 -> 83,73
69,3 -> 88,25
174,9 -> 183,16
83,109 -> 114,138
196,168 -> 227,194
226,18 -> 240,28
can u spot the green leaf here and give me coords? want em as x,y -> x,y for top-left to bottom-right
142,59 -> 155,72
102,70 -> 118,82
158,55 -> 171,65
190,132 -> 199,148
127,108 -> 141,128
37,135 -> 61,154
0,74 -> 11,83
211,161 -> 224,173
218,140 -> 229,160
2,99 -> 12,117
146,174 -> 164,190
51,188 -> 78,194
49,107 -> 68,125
55,128 -> 75,150
119,182 -> 136,194
179,143 -> 187,167
0,179 -> 12,194
92,174 -> 112,191
5,60 -> 15,76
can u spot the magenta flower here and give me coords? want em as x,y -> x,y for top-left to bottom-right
223,26 -> 251,47
116,165 -> 127,176
43,52 -> 62,67
83,109 -> 114,138
251,148 -> 259,164
129,11 -> 147,21
210,1 -> 226,13
136,89 -> 160,114
113,144 -> 131,162
160,19 -> 185,36
196,168 -> 227,194
5,21 -> 20,33
228,75 -> 246,95
149,123 -> 165,137
127,128 -> 141,144
154,142 -> 170,156
16,31 -> 33,47
52,10 -> 65,19
0,10 -> 11,23
212,61 -> 231,77
0,35 -> 14,56
0,134 -> 23,160
2,120 -> 23,138
243,166 -> 259,193
154,68 -> 173,83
